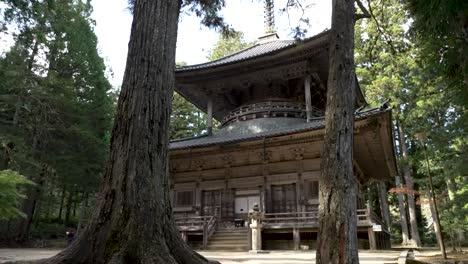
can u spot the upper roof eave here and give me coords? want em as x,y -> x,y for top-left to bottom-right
175,30 -> 330,73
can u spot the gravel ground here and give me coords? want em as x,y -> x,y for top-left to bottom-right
0,248 -> 402,264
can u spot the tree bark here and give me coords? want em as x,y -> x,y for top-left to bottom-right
40,1 -> 217,263
395,176 -> 410,245
316,0 -> 359,263
396,118 -> 422,247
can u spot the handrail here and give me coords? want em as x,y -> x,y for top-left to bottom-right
175,215 -> 217,249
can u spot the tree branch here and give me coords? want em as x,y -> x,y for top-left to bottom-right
355,0 -> 371,20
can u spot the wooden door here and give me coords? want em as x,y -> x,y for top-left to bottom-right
201,190 -> 221,217
270,183 -> 297,213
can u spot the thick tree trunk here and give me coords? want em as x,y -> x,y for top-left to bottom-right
41,1 -> 217,263
397,119 -> 422,247
395,176 -> 410,245
316,0 -> 359,263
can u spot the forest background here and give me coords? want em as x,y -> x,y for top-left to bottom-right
0,0 -> 466,249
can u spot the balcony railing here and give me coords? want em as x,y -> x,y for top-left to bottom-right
175,216 -> 217,249
262,209 -> 388,233
221,101 -> 323,127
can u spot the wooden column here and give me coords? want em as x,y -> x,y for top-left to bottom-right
207,100 -> 213,135
181,231 -> 187,242
293,228 -> 301,250
304,76 -> 312,122
368,227 -> 377,250
195,178 -> 202,215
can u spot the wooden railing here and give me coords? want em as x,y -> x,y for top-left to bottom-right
175,216 -> 217,249
263,209 -> 388,232
221,101 -> 324,127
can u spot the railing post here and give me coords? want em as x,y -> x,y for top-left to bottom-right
203,217 -> 208,250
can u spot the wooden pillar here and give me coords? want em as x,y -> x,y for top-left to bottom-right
202,217 -> 208,249
368,227 -> 377,250
181,231 -> 188,242
304,76 -> 312,122
195,180 -> 202,216
293,228 -> 301,250
207,100 -> 213,135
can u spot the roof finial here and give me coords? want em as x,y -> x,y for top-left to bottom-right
264,0 -> 275,34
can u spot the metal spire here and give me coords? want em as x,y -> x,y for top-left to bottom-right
264,0 -> 275,34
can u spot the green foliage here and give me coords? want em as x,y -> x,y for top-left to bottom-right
405,0 -> 468,105
170,92 -> 207,139
0,0 -> 115,238
207,31 -> 251,61
355,0 -> 467,244
0,170 -> 34,220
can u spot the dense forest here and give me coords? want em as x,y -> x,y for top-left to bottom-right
0,0 -> 466,254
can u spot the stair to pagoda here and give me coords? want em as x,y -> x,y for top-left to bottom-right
205,228 -> 249,251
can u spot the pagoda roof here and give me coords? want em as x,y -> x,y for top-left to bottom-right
170,104 -> 389,150
175,31 -> 367,120
176,38 -> 297,72
169,103 -> 397,181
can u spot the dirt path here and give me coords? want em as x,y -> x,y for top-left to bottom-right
0,248 -> 401,263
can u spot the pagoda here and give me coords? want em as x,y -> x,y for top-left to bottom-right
169,1 -> 396,251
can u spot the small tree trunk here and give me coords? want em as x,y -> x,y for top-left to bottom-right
395,176 -> 410,245
16,164 -> 46,242
316,0 -> 359,263
65,189 -> 74,224
58,186 -> 66,222
397,118 -> 421,247
76,190 -> 89,235
41,1 -> 217,263
377,182 -> 391,231
446,178 -> 465,248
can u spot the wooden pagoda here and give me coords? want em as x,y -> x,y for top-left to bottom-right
169,7 -> 397,250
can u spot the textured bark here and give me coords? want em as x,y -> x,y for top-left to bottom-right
39,1 -> 217,263
316,0 -> 359,263
397,119 -> 422,247
395,176 -> 410,245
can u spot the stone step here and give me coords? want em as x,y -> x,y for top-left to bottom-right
210,236 -> 247,241
205,244 -> 249,251
205,228 -> 249,251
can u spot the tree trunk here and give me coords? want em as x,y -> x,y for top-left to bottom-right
58,186 -> 66,222
65,189 -> 73,224
76,190 -> 89,236
395,176 -> 410,245
41,1 -> 217,263
446,178 -> 465,248
16,164 -> 46,242
377,182 -> 391,231
396,118 -> 422,247
316,0 -> 359,263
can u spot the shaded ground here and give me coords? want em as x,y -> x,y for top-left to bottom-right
414,249 -> 468,264
0,248 -> 402,263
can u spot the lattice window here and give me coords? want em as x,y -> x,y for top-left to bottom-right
305,181 -> 319,201
175,190 -> 194,207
